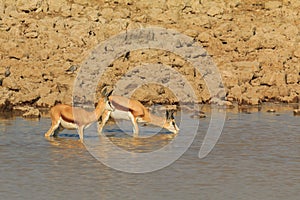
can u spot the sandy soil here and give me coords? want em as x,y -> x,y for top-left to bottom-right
0,0 -> 299,116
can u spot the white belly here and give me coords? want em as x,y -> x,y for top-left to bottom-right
60,117 -> 78,130
110,110 -> 131,120
136,117 -> 146,123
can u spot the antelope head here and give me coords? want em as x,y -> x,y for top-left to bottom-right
164,110 -> 179,134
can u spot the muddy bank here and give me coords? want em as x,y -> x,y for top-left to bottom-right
0,0 -> 299,113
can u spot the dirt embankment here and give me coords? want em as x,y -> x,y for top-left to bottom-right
0,0 -> 300,114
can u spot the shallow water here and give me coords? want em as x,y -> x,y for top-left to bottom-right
0,108 -> 299,200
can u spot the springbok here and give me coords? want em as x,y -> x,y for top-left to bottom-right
44,90 -> 114,142
98,95 -> 179,137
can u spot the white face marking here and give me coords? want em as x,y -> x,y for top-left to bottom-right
166,120 -> 179,133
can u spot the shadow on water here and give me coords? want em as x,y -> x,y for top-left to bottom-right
103,132 -> 176,153
44,135 -> 85,150
44,128 -> 176,153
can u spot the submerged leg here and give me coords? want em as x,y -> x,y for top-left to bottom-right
45,121 -> 60,137
78,126 -> 84,143
45,107 -> 61,137
128,112 -> 139,137
53,126 -> 63,137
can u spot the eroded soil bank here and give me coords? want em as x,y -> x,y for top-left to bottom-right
0,0 -> 299,115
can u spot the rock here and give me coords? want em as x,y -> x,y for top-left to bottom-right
263,86 -> 280,100
229,85 -> 242,102
220,100 -> 234,107
101,8 -> 114,21
206,6 -> 224,17
13,106 -> 30,113
250,78 -> 261,86
264,1 -> 282,10
2,77 -> 21,91
71,4 -> 85,16
222,70 -> 238,88
73,0 -> 91,5
13,106 -> 40,118
294,48 -> 300,58
0,99 -> 12,112
183,29 -> 199,39
227,0 -> 241,8
260,71 -> 286,86
36,92 -> 61,107
286,73 -> 298,84
239,70 -> 254,84
36,98 -> 52,108
239,84 -> 262,105
192,15 -> 211,28
261,33 -> 280,49
197,32 -> 211,43
278,86 -> 290,97
23,107 -> 41,118
288,0 -> 300,7
246,97 -> 260,105
16,0 -> 43,12
190,111 -> 206,119
226,61 -> 260,85
199,88 -> 212,103
8,47 -> 25,60
238,26 -> 256,42
285,25 -> 298,40
48,0 -> 70,13
4,67 -> 11,77
24,31 -> 39,38
87,9 -> 101,21
293,109 -> 300,116
235,61 -> 260,72
279,92 -> 299,103
13,90 -> 40,105
209,97 -> 233,107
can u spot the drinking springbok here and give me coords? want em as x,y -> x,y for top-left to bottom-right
98,95 -> 179,137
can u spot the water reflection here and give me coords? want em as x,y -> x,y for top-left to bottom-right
44,131 -> 176,154
104,133 -> 175,153
45,136 -> 85,150
0,106 -> 299,200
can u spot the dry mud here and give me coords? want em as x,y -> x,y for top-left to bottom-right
0,0 -> 300,114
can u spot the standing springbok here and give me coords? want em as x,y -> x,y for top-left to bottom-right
98,95 -> 179,137
44,90 -> 114,142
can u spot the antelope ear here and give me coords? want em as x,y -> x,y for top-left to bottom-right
102,86 -> 113,99
106,89 -> 113,98
104,89 -> 113,102
101,87 -> 108,97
